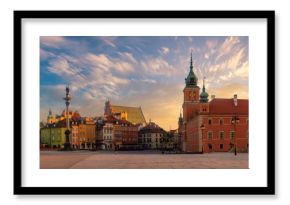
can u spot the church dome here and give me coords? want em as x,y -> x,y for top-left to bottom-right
185,69 -> 198,87
200,90 -> 209,98
199,78 -> 209,103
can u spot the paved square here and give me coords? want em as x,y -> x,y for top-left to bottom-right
40,150 -> 248,169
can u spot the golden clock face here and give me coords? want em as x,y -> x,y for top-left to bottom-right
189,91 -> 193,97
189,91 -> 195,98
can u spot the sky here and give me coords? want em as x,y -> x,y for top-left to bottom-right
40,36 -> 248,130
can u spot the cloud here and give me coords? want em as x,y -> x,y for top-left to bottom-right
85,53 -> 134,74
219,72 -> 233,81
160,47 -> 170,55
47,57 -> 77,76
131,78 -> 157,84
118,52 -> 137,63
226,47 -> 245,70
40,36 -> 68,48
40,48 -> 56,60
203,38 -> 248,86
214,37 -> 242,63
140,57 -> 180,77
98,37 -> 117,48
234,60 -> 248,78
44,52 -> 131,105
206,39 -> 217,49
219,36 -> 240,54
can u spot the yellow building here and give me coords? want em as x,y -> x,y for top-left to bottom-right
104,100 -> 146,125
72,122 -> 79,149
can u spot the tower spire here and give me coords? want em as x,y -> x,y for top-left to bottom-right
185,51 -> 198,87
190,50 -> 193,70
178,108 -> 183,126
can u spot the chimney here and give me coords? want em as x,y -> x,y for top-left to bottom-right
233,94 -> 238,106
211,95 -> 215,100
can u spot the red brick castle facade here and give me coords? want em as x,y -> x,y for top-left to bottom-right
178,53 -> 249,153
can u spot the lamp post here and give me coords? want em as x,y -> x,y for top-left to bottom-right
200,124 -> 205,154
49,124 -> 52,150
231,116 -> 240,155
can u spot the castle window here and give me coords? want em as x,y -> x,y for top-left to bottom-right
208,118 -> 212,125
219,131 -> 224,140
219,118 -> 223,125
207,131 -> 213,140
220,144 -> 224,149
230,131 -> 235,140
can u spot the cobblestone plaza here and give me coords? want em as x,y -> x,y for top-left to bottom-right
40,151 -> 248,169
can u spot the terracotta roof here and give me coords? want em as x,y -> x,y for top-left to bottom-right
72,111 -> 81,121
209,98 -> 248,115
61,110 -> 73,116
140,122 -> 164,132
111,105 -> 146,124
105,115 -> 133,126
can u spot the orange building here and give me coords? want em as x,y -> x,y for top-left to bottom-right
178,54 -> 249,153
78,122 -> 96,150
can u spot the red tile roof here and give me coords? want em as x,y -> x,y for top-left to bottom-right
72,111 -> 81,121
209,98 -> 248,115
140,122 -> 164,132
105,115 -> 133,125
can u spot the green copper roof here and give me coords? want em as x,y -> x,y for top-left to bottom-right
185,53 -> 198,87
200,78 -> 209,103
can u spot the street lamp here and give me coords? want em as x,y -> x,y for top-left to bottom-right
231,116 -> 240,155
200,124 -> 205,154
49,124 -> 52,150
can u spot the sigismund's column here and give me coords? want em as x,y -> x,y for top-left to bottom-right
63,85 -> 72,150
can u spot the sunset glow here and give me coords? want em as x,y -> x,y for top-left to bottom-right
40,36 -> 248,130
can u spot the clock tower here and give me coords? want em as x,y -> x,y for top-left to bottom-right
182,52 -> 200,122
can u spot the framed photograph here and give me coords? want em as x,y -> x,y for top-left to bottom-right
14,10 -> 275,195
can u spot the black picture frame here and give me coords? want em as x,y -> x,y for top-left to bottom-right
14,10 -> 275,195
